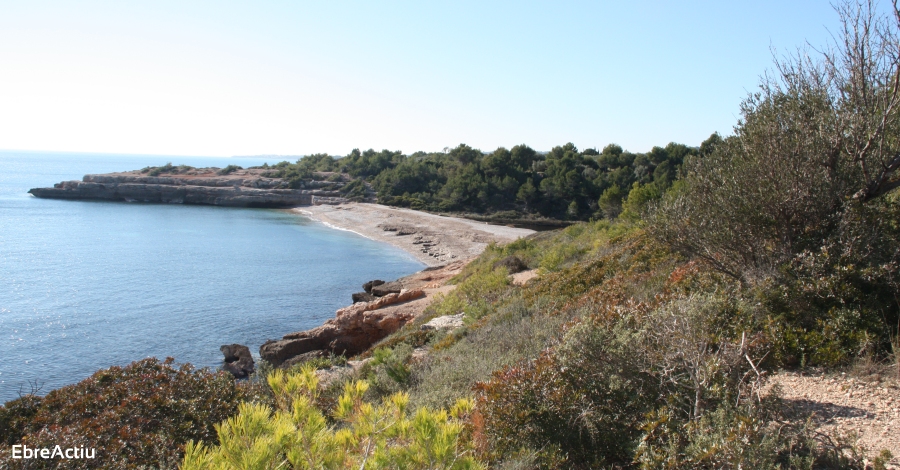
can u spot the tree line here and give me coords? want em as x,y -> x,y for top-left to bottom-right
258,139 -> 705,221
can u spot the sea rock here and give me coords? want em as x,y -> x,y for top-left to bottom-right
371,281 -> 402,297
363,280 -> 385,293
220,344 -> 255,379
259,289 -> 426,366
352,292 -> 377,303
493,255 -> 528,274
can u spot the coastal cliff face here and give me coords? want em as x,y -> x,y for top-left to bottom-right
28,168 -> 352,208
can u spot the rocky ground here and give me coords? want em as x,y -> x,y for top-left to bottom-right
771,369 -> 900,467
295,203 -> 535,266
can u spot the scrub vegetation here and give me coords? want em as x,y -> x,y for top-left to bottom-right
2,1 -> 900,468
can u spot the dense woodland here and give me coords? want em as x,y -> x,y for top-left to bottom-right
258,139 -> 700,222
3,1 -> 900,468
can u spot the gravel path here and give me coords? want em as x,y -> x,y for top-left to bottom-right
772,370 -> 900,466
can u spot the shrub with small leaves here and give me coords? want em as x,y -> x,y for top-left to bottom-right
0,357 -> 252,469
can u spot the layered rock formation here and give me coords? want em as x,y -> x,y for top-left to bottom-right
260,289 -> 425,366
28,168 -> 352,208
260,260 -> 467,367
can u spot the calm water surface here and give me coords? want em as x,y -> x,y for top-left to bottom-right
0,151 -> 424,403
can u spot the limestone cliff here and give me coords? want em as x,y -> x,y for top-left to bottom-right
28,168 -> 354,208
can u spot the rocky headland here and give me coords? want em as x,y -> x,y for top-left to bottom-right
28,167 -> 353,207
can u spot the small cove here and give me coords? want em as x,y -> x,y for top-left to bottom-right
0,151 -> 424,403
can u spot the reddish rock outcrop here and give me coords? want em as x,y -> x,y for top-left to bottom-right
260,289 -> 425,366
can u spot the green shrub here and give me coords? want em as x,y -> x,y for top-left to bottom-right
475,291 -> 870,468
182,366 -> 484,470
141,162 -> 195,177
636,401 -> 868,469
217,164 -> 242,175
409,295 -> 572,411
0,358 -> 252,469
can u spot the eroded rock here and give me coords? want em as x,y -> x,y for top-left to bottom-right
259,289 -> 426,366
371,281 -> 402,297
363,280 -> 385,293
352,292 -> 377,303
220,343 -> 255,379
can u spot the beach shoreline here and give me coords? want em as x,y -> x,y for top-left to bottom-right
293,203 -> 535,267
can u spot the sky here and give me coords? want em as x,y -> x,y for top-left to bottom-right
0,1 -> 879,157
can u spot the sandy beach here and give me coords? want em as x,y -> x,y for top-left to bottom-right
294,203 -> 535,266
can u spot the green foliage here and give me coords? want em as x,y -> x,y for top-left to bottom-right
647,1 -> 900,366
368,344 -> 414,396
428,263 -> 510,322
182,366 -> 485,470
141,162 -> 195,176
362,141 -> 694,220
475,289 -> 870,468
598,184 -> 624,219
619,181 -> 662,222
0,357 -> 252,469
217,164 -> 243,175
636,401 -> 867,469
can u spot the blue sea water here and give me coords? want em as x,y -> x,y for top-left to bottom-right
0,150 -> 424,403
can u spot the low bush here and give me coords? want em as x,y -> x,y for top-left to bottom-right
475,294 -> 870,468
0,357 -> 253,469
217,164 -> 242,175
141,163 -> 195,177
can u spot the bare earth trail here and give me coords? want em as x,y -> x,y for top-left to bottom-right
771,371 -> 900,467
295,203 -> 535,266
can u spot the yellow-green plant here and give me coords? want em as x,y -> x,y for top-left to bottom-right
182,366 -> 484,470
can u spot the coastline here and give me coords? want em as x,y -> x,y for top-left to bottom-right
294,202 -> 535,267
258,203 -> 535,368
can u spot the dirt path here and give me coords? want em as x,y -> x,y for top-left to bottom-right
771,370 -> 899,466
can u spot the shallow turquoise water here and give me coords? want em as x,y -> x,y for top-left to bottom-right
0,151 -> 424,403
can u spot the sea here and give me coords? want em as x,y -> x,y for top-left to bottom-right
0,150 -> 424,404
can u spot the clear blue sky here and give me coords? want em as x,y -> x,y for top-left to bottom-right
0,1 -> 874,156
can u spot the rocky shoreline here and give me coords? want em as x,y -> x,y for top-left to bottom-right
29,167 -> 535,377
28,168 -> 351,207
259,262 -> 465,368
